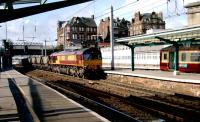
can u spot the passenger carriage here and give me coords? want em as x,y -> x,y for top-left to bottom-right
160,45 -> 200,73
101,45 -> 165,69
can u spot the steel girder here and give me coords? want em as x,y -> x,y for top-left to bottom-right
0,0 -> 93,23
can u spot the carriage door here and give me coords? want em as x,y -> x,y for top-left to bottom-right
169,52 -> 174,69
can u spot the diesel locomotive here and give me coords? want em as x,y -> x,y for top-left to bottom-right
30,47 -> 104,78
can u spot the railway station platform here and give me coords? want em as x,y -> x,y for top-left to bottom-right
105,69 -> 200,83
0,69 -> 109,122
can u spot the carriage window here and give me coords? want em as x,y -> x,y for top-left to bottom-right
190,53 -> 200,62
181,53 -> 186,62
163,53 -> 167,60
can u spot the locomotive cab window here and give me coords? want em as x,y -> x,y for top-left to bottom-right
84,51 -> 102,60
84,53 -> 91,60
190,53 -> 200,62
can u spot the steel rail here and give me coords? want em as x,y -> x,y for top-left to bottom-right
35,70 -> 200,121
45,81 -> 140,122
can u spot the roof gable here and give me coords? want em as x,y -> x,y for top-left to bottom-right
69,17 -> 96,27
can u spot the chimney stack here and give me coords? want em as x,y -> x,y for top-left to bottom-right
91,15 -> 94,19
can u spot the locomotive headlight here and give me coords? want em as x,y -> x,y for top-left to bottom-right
84,65 -> 88,69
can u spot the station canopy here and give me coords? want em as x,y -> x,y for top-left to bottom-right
4,0 -> 41,4
0,0 -> 92,23
116,25 -> 200,47
0,0 -> 42,9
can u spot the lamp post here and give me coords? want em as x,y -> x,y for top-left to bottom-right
0,46 -> 1,71
5,23 -> 7,41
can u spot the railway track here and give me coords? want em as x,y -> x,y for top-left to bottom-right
25,69 -> 200,121
45,81 -> 140,122
98,79 -> 200,111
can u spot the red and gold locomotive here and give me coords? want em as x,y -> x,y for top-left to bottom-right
160,45 -> 200,73
49,47 -> 102,77
30,47 -> 103,78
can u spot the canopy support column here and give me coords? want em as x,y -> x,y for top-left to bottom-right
131,46 -> 135,71
173,44 -> 179,75
155,36 -> 180,75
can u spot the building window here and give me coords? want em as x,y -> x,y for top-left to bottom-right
67,27 -> 70,32
74,27 -> 77,31
191,53 -> 200,62
81,34 -> 84,40
93,28 -> 96,32
66,33 -> 69,39
152,19 -> 157,23
181,53 -> 186,62
93,36 -> 96,40
87,27 -> 89,32
79,27 -> 82,31
79,34 -> 82,40
72,34 -> 77,39
90,28 -> 93,32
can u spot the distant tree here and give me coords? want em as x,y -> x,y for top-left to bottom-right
55,44 -> 63,52
2,39 -> 13,68
3,39 -> 13,55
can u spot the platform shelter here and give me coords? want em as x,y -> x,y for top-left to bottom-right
116,25 -> 200,75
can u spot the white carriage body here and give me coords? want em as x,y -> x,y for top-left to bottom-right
101,45 -> 167,69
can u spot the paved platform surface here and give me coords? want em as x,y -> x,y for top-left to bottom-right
0,69 -> 109,122
105,69 -> 200,83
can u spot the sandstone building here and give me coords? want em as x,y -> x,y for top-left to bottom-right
129,11 -> 165,36
57,16 -> 97,49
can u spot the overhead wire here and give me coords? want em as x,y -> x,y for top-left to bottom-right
94,0 -> 139,20
165,0 -> 186,18
115,0 -> 167,19
61,0 -> 187,28
94,0 -> 171,20
65,1 -> 95,20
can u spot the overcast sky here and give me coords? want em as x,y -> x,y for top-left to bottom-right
0,0 -> 197,46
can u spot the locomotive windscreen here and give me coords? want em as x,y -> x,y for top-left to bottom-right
83,48 -> 102,60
